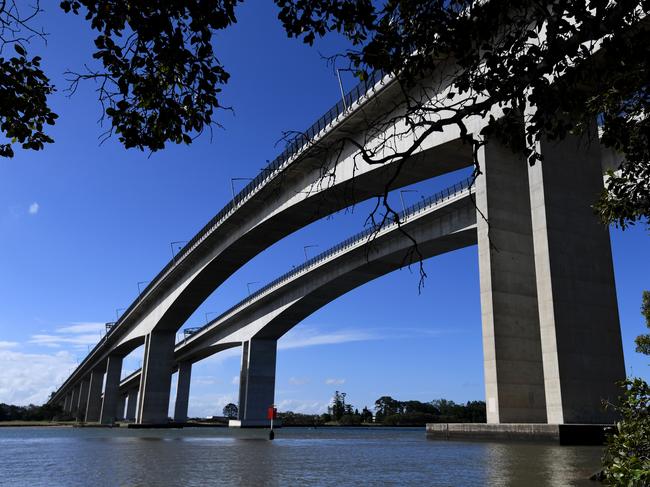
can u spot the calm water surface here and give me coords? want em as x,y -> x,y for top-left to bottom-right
0,426 -> 602,486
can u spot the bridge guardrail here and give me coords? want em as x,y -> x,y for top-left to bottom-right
104,71 -> 388,338
182,176 -> 475,342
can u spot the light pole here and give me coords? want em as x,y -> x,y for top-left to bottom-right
230,178 -> 254,200
205,311 -> 219,324
399,189 -> 419,214
336,68 -> 355,111
115,308 -> 126,321
246,281 -> 261,296
137,281 -> 149,295
303,245 -> 319,261
170,241 -> 187,262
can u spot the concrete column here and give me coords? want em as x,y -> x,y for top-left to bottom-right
70,386 -> 80,415
116,394 -> 127,421
63,393 -> 72,413
476,138 -> 547,423
77,378 -> 90,420
100,355 -> 123,425
173,361 -> 192,423
126,389 -> 138,421
85,366 -> 105,422
528,128 -> 625,424
232,339 -> 277,427
137,331 -> 175,424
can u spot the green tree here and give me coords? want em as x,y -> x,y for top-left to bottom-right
222,403 -> 238,419
2,1 -> 648,229
635,291 -> 650,355
602,379 -> 650,486
329,390 -> 348,421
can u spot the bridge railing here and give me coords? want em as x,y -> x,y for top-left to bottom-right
51,69 -> 392,403
102,71 -> 388,342
182,176 -> 474,342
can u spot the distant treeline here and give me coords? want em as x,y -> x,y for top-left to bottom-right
0,403 -> 68,422
279,393 -> 486,426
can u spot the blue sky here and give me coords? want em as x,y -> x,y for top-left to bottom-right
0,3 -> 648,417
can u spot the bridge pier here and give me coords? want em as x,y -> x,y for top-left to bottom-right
137,331 -> 175,424
100,355 -> 123,424
528,130 -> 625,423
230,339 -> 277,428
116,394 -> 127,421
63,393 -> 72,413
173,361 -> 192,423
85,366 -> 104,422
76,378 -> 90,420
476,138 -> 547,423
125,389 -> 138,421
70,385 -> 81,417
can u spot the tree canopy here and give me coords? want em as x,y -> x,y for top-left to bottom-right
1,0 -> 648,226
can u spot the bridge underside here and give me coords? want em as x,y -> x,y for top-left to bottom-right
56,119 -> 624,428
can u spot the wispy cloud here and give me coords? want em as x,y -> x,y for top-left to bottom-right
276,399 -> 329,414
0,341 -> 18,349
56,322 -> 105,334
279,326 -> 380,350
28,202 -> 39,215
288,377 -> 309,386
29,322 -> 105,349
231,375 -> 239,385
29,334 -> 100,348
325,378 -> 346,385
0,349 -> 76,405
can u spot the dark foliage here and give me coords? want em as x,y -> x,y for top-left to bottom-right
0,402 -> 70,422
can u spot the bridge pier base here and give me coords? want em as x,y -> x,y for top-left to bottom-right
85,366 -> 104,422
476,138 -> 547,423
100,355 -> 123,424
137,331 -> 175,424
231,339 -> 277,428
528,130 -> 625,423
173,361 -> 192,423
126,389 -> 138,421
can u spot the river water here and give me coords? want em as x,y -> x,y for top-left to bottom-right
0,426 -> 603,486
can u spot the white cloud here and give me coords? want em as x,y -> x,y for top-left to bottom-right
288,377 -> 309,386
0,349 -> 76,405
0,341 -> 18,349
28,202 -> 39,215
188,393 -> 237,418
325,378 -> 346,385
231,375 -> 239,385
276,399 -> 329,414
279,326 -> 379,350
29,321 -> 106,349
56,322 -> 105,334
29,333 -> 99,348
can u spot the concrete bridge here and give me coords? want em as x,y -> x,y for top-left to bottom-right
50,67 -> 625,428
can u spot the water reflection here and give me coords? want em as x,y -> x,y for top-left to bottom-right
0,427 -> 602,487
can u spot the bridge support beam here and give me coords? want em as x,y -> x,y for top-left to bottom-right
231,339 -> 277,427
85,366 -> 104,422
76,378 -> 90,421
137,331 -> 175,424
126,389 -> 138,421
476,138 -> 547,423
100,355 -> 123,424
528,130 -> 625,424
173,361 -> 192,423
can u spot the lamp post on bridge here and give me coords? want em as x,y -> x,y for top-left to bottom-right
230,178 -> 254,200
303,245 -> 319,261
170,241 -> 188,263
246,281 -> 260,296
399,189 -> 419,215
